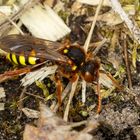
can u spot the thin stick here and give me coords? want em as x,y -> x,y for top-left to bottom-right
84,0 -> 104,51
0,12 -> 24,35
97,77 -> 101,113
123,35 -> 133,89
92,38 -> 107,56
0,0 -> 40,34
64,0 -> 104,119
82,80 -> 86,103
25,92 -> 46,101
63,78 -> 79,121
82,0 -> 104,106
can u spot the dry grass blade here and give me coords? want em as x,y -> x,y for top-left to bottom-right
21,65 -> 58,87
0,0 -> 40,35
123,35 -> 132,89
110,0 -> 140,45
0,103 -> 4,111
83,0 -> 104,51
22,108 -> 39,119
63,78 -> 79,121
82,0 -> 104,108
0,87 -> 5,98
0,11 -> 24,35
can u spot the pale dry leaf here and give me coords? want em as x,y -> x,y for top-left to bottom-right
21,65 -> 58,86
23,103 -> 93,140
0,103 -> 4,111
99,72 -> 113,88
20,4 -> 71,41
0,6 -> 13,15
87,10 -> 123,26
98,10 -> 123,26
0,87 -> 5,98
22,108 -> 40,118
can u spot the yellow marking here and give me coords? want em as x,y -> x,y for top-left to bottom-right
11,53 -> 18,65
19,55 -> 26,65
6,53 -> 12,62
72,65 -> 77,71
63,49 -> 68,54
28,56 -> 37,65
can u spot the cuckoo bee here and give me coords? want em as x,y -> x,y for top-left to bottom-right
0,35 -> 101,112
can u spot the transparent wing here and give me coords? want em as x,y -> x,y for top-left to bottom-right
0,35 -> 68,63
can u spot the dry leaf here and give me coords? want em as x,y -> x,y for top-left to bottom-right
0,103 -> 4,111
20,4 -> 70,41
22,108 -> 40,118
0,87 -> 5,98
23,103 -> 93,140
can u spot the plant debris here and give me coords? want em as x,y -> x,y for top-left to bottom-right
0,0 -> 140,139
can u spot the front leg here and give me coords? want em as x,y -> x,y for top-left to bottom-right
55,69 -> 63,107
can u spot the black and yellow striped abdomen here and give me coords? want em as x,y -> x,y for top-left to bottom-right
6,53 -> 40,66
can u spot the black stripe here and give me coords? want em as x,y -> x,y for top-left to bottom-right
16,55 -> 21,65
9,53 -> 13,62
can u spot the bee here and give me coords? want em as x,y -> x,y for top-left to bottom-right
0,34 -> 102,112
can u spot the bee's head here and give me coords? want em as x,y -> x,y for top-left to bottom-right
80,58 -> 100,83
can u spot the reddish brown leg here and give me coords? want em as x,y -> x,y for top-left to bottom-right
3,67 -> 31,76
96,70 -> 102,113
97,79 -> 101,113
99,70 -> 123,90
55,71 -> 63,107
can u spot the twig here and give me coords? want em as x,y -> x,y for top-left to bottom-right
84,0 -> 104,51
82,0 -> 104,105
18,86 -> 27,110
92,38 -> 107,56
0,12 -> 24,35
25,92 -> 46,101
123,34 -> 133,89
63,0 -> 104,120
63,78 -> 79,121
0,0 -> 40,35
81,80 -> 86,103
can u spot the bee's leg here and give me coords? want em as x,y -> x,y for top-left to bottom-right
55,70 -> 63,107
97,80 -> 101,113
3,67 -> 31,76
96,70 -> 102,114
70,73 -> 78,82
99,69 -> 123,90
